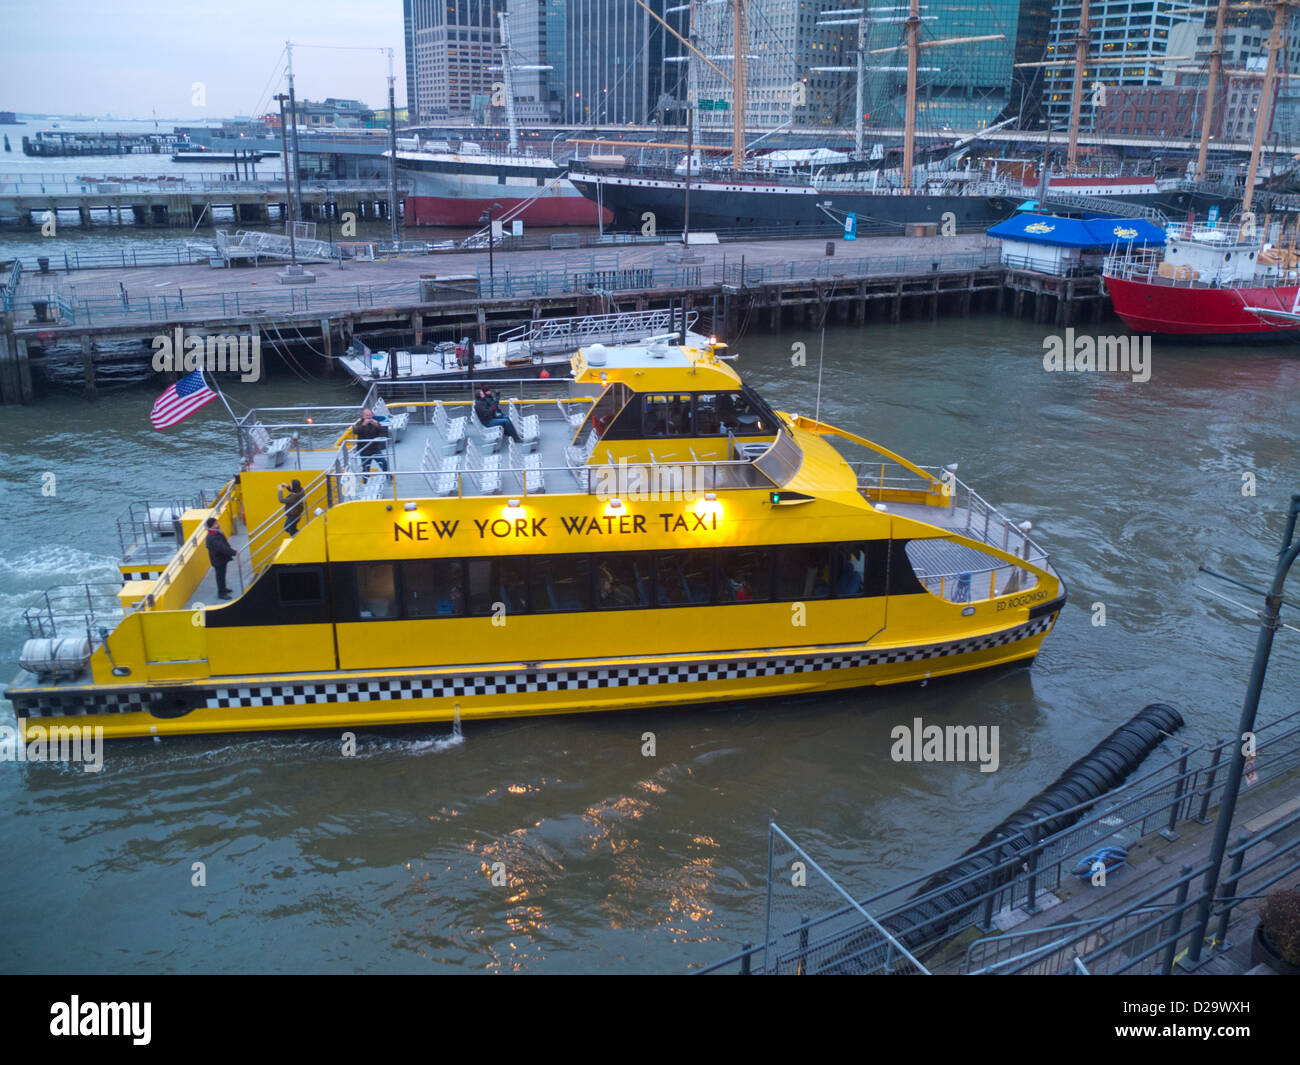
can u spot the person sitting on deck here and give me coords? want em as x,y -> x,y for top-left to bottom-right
277,479 -> 306,537
352,407 -> 390,482
473,384 -> 521,443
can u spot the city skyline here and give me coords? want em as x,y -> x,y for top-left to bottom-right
0,0 -> 406,118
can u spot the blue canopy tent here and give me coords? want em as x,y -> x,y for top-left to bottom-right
988,213 -> 1166,273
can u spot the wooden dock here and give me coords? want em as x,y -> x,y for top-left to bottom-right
0,176 -> 404,229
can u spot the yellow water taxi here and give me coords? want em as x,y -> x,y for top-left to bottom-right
8,335 -> 1065,739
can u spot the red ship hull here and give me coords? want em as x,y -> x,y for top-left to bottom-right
1105,274 -> 1300,340
404,194 -> 610,228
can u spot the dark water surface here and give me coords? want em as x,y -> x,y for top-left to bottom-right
1,315 -> 1297,972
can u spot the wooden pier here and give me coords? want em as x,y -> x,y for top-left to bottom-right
0,234 -> 1118,403
0,177 -> 405,229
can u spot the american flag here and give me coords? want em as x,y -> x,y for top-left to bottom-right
151,370 -> 216,430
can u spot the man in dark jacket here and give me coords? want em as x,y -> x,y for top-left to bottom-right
205,517 -> 237,600
277,479 -> 306,536
352,407 -> 389,481
473,385 -> 521,442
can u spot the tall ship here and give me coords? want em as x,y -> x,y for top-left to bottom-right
570,0 -> 1247,234
8,337 -> 1063,740
395,12 -> 606,228
1103,0 -> 1299,340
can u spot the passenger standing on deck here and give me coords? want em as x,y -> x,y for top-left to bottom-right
473,384 -> 521,443
205,517 -> 236,600
352,407 -> 389,481
278,479 -> 306,537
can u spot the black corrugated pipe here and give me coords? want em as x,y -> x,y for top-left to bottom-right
870,703 -> 1185,962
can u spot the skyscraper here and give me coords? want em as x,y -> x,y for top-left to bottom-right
1043,0 -> 1197,133
404,0 -> 418,117
408,0 -> 506,120
565,0 -> 667,125
506,0 -> 564,121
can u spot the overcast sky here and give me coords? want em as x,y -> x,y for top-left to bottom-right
0,0 -> 407,118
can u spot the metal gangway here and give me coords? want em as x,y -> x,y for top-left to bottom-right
494,307 -> 703,357
1040,192 -> 1169,228
214,227 -> 335,264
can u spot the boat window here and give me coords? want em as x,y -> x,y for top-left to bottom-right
580,383 -> 634,439
774,545 -> 832,600
831,543 -> 869,597
356,562 -> 398,619
278,566 -> 324,606
595,553 -> 651,609
466,558 -> 528,616
403,559 -> 464,618
641,394 -> 694,436
530,554 -> 591,613
696,392 -> 769,436
719,547 -> 772,602
655,549 -> 714,606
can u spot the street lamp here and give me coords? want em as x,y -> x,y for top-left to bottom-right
479,201 -> 503,294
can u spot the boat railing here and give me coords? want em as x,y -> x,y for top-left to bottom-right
494,307 -> 702,351
853,460 -> 1048,570
116,493 -> 214,566
321,449 -> 774,505
148,481 -> 239,607
368,377 -> 594,407
21,583 -> 124,643
936,471 -> 1049,570
241,466 -> 335,579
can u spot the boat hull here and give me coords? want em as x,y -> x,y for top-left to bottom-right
569,171 -> 1021,231
1105,273 -> 1300,340
569,171 -> 1241,233
8,613 -> 1059,739
399,154 -> 610,226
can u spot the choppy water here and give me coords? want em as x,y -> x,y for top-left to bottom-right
1,316 -> 1298,972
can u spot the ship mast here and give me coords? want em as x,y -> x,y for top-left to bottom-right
1066,0 -> 1090,173
636,0 -> 737,165
731,0 -> 747,170
902,0 -> 920,186
1242,0 -> 1288,217
498,11 -> 519,155
1195,0 -> 1229,182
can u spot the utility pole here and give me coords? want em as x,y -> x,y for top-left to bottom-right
1187,493 -> 1300,965
286,40 -> 303,223
387,47 -> 399,244
275,94 -> 298,265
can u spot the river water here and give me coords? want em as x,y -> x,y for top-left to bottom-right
1,312 -> 1297,972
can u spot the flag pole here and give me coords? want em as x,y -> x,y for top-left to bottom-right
198,365 -> 246,466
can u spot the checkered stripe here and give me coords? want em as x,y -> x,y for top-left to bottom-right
201,614 -> 1056,709
19,614 -> 1055,717
14,688 -> 161,717
123,570 -> 164,581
